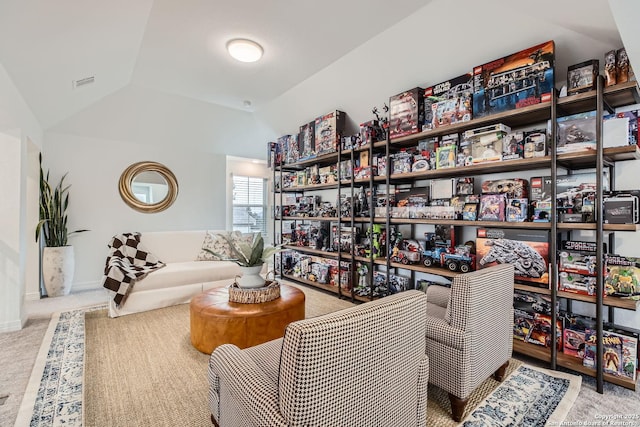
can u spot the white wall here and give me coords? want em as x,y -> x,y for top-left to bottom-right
41,83 -> 279,291
0,61 -> 43,331
51,84 -> 275,158
43,132 -> 228,290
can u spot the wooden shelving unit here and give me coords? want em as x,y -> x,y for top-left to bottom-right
272,79 -> 640,392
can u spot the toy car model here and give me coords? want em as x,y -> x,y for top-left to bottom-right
390,239 -> 422,264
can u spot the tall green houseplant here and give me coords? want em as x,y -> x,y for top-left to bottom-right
36,154 -> 88,297
35,153 -> 88,246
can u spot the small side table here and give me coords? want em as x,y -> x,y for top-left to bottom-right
189,284 -> 305,354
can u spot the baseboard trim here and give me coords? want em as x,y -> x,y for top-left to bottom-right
25,291 -> 41,301
0,318 -> 24,333
72,281 -> 102,292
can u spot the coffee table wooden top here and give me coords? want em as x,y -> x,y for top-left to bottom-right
189,284 -> 305,354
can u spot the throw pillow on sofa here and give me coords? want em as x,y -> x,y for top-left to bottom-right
196,231 -> 255,261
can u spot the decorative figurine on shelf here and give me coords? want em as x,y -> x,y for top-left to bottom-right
356,263 -> 369,289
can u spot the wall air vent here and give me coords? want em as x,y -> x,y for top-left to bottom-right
72,76 -> 95,88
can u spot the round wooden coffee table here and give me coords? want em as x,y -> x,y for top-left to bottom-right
189,284 -> 305,354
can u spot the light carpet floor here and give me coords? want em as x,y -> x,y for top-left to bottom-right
83,302 -> 581,427
6,283 -> 640,426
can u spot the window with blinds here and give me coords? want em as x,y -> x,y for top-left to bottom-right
232,175 -> 267,237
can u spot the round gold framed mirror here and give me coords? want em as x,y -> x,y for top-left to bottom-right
118,161 -> 178,213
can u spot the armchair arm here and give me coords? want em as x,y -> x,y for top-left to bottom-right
415,355 -> 429,427
424,316 -> 470,351
210,344 -> 287,427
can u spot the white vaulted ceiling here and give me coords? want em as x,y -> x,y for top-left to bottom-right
0,0 -> 636,133
0,0 -> 432,129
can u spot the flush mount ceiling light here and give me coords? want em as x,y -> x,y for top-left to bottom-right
226,39 -> 263,63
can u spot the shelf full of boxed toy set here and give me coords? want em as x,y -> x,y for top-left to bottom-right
514,287 -> 638,382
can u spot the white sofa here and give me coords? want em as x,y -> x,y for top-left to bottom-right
107,230 -> 242,318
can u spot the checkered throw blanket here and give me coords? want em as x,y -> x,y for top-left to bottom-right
101,232 -> 165,307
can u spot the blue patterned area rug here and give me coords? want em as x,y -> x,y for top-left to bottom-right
461,364 -> 581,426
14,305 -> 105,427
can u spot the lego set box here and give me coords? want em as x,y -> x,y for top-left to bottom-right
423,73 -> 473,131
530,172 -> 609,223
473,40 -> 555,119
389,87 -> 424,139
314,110 -> 345,156
556,111 -> 597,154
567,59 -> 599,96
476,228 -> 550,287
298,121 -> 316,160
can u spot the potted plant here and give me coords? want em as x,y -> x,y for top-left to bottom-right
204,233 -> 282,288
35,154 -> 88,297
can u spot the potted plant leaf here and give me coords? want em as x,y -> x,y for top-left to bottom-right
204,233 -> 282,288
35,154 -> 89,297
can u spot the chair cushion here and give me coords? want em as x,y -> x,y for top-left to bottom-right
426,302 -> 447,320
133,261 -> 240,291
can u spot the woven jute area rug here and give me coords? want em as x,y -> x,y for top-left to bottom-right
15,283 -> 581,426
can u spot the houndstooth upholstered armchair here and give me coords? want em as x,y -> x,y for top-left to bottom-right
208,290 -> 429,427
424,263 -> 514,422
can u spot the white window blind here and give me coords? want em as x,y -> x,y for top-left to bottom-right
232,175 -> 267,238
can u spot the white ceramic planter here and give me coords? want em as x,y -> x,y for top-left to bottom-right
42,246 -> 75,297
238,265 -> 266,288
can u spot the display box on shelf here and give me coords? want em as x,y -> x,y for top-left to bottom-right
423,73 -> 474,130
604,254 -> 640,299
417,137 -> 439,170
359,119 -> 385,145
456,178 -> 474,195
477,194 -> 507,221
530,172 -> 609,223
557,111 -> 597,153
463,123 -> 509,164
481,178 -> 528,198
558,271 -> 597,295
389,87 -> 424,139
503,132 -> 525,160
616,47 -> 634,84
436,144 -> 457,169
506,198 -> 528,222
567,59 -> 599,96
527,313 -> 563,349
430,178 -> 456,200
523,129 -> 547,158
472,40 -> 555,119
558,240 -> 598,276
477,228 -> 549,287
603,110 -> 640,148
604,49 -> 617,87
315,110 -> 345,155
603,191 -> 640,224
299,121 -> 316,160
562,313 -> 597,359
391,151 -> 413,175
